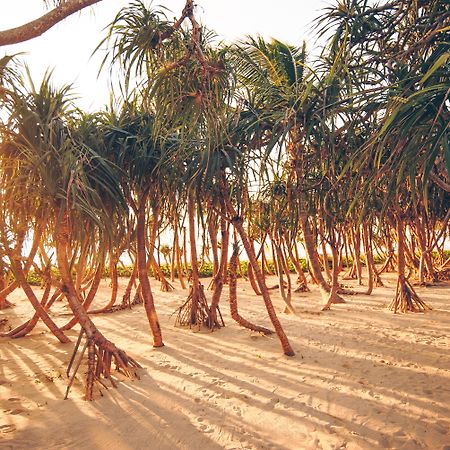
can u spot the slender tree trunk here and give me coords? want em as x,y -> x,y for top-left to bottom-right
352,227 -> 363,285
322,240 -> 346,311
208,203 -> 229,328
275,240 -> 295,314
5,278 -> 52,339
389,216 -> 431,313
248,239 -> 262,295
229,247 -> 272,335
121,261 -> 138,308
222,191 -> 294,356
136,198 -> 164,347
208,215 -> 220,285
174,193 -> 210,327
287,235 -> 309,291
187,192 -> 203,323
318,216 -> 332,281
300,209 -> 330,293
60,248 -> 105,330
148,203 -> 173,291
174,224 -> 186,289
0,225 -> 42,309
5,256 -> 69,342
362,223 -> 374,295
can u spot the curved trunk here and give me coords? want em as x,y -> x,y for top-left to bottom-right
0,225 -> 43,309
6,279 -> 52,339
223,191 -> 294,356
300,210 -> 330,293
60,249 -> 105,330
7,251 -> 69,343
229,248 -> 272,335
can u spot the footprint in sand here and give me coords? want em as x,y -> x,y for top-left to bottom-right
6,409 -> 25,415
0,424 -> 16,434
198,423 -> 213,433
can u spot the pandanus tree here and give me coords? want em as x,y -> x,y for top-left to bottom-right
100,100 -> 166,345
99,0 -> 295,355
98,0 -> 227,327
0,71 -> 140,398
232,36 -> 340,295
320,0 -> 449,311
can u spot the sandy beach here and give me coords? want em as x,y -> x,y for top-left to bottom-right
1,274 -> 449,450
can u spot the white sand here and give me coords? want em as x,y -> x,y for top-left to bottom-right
1,274 -> 449,450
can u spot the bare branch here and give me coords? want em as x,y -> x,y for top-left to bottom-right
0,0 -> 103,46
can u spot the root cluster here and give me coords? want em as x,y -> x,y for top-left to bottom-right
173,283 -> 224,329
389,279 -> 432,313
66,329 -> 141,401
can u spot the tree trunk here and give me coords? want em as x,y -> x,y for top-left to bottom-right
299,210 -> 330,293
0,225 -> 43,309
208,206 -> 229,328
229,247 -> 272,335
287,235 -> 309,291
322,242 -> 346,311
352,227 -> 363,285
276,241 -> 295,314
362,223 -> 374,295
389,216 -> 431,313
223,192 -> 294,356
60,248 -> 105,330
136,199 -> 164,347
318,216 -> 332,281
5,256 -> 68,342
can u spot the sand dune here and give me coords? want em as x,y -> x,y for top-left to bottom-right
1,274 -> 449,450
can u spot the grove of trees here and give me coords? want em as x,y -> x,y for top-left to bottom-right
0,0 -> 449,400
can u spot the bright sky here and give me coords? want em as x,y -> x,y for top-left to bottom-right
2,1 -> 329,111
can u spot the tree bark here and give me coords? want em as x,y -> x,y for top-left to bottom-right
299,209 -> 330,293
0,0 -> 103,46
223,192 -> 294,356
136,198 -> 164,347
229,247 -> 272,335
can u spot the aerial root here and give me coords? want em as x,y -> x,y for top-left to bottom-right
160,278 -> 174,292
0,299 -> 14,310
173,283 -> 223,329
65,328 -> 141,401
232,316 -> 274,336
294,282 -> 310,293
375,273 -> 384,287
389,279 -> 432,313
322,292 -> 346,311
